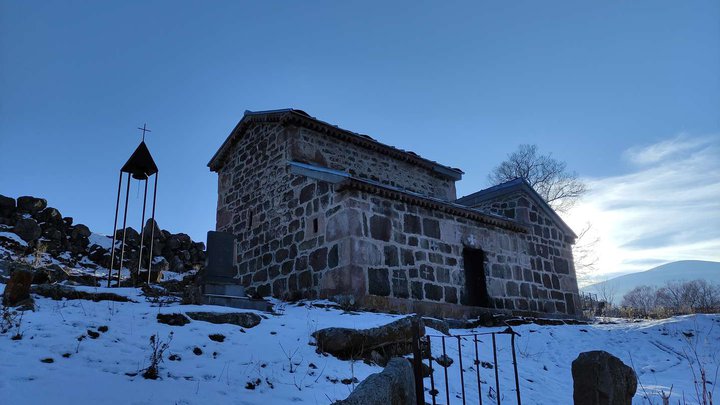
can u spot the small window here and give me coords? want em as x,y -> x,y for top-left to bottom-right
313,218 -> 319,233
248,210 -> 253,230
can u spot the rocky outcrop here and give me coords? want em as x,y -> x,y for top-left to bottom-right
572,350 -> 637,405
185,311 -> 262,328
334,358 -> 416,405
312,317 -> 423,360
0,194 -> 206,278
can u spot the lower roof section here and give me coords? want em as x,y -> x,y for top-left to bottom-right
288,161 -> 528,234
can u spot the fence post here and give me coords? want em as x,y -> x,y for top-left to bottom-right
412,316 -> 425,405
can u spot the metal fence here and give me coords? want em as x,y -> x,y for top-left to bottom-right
412,320 -> 522,405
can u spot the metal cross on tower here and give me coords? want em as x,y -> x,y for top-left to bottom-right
138,123 -> 152,141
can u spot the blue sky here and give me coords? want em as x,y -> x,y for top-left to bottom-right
1,1 -> 718,277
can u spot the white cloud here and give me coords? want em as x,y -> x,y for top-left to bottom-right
565,135 -> 720,282
623,134 -> 711,165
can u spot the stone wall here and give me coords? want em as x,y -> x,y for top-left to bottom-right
467,191 -> 581,314
214,121 -> 580,317
323,189 -> 580,316
289,127 -> 457,201
0,195 -> 205,275
215,123 -> 345,298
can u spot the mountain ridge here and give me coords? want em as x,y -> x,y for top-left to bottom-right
582,260 -> 720,303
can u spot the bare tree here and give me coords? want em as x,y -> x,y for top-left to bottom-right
596,279 -> 618,306
489,144 -> 595,277
621,285 -> 657,317
572,222 -> 600,282
488,144 -> 588,213
658,280 -> 720,314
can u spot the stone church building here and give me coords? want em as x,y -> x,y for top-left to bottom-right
208,109 -> 581,317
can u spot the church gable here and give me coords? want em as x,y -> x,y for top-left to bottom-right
456,178 -> 577,242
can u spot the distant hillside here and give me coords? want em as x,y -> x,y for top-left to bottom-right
582,260 -> 720,303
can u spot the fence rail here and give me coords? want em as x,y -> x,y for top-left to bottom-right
412,319 -> 522,405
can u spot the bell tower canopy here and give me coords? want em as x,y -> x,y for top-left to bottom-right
121,141 -> 158,180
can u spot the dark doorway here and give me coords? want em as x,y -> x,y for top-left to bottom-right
463,247 -> 490,307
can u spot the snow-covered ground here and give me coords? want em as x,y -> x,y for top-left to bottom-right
0,281 -> 718,404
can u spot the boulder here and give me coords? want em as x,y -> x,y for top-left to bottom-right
176,233 -> 192,249
115,227 -> 140,245
170,256 -> 185,272
0,216 -> 15,227
151,256 -> 170,272
0,194 -> 15,216
572,350 -> 637,405
165,235 -> 180,250
185,311 -> 262,328
422,317 -> 450,335
333,358 -> 415,405
71,224 -> 92,239
31,264 -> 68,284
157,313 -> 191,326
2,268 -> 33,307
37,208 -> 63,225
312,317 -> 424,360
142,219 -> 161,240
87,244 -> 109,263
17,196 -> 47,213
42,227 -> 64,241
13,218 -> 42,242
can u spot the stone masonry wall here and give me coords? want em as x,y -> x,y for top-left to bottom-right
216,123 -> 355,299
329,189 -> 581,316
471,192 -> 581,314
215,121 -> 580,316
289,127 -> 457,201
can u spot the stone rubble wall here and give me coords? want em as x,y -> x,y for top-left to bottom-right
0,194 -> 205,274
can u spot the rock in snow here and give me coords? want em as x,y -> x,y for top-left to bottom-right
572,350 -> 638,405
2,268 -> 32,307
185,311 -> 262,328
333,357 -> 415,405
312,316 -> 423,360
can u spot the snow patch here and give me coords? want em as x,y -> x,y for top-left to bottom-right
88,233 -> 113,249
0,231 -> 28,247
